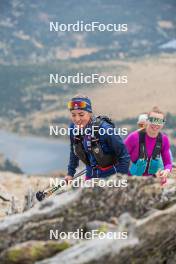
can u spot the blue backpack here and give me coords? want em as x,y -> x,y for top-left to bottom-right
130,130 -> 163,176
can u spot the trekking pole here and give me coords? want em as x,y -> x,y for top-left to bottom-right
36,169 -> 86,202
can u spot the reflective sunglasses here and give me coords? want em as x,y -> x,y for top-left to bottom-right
67,101 -> 87,110
148,116 -> 165,125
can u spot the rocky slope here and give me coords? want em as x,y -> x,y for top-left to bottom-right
0,171 -> 49,219
0,171 -> 176,264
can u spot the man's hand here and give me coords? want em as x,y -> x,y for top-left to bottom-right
156,169 -> 170,186
64,175 -> 73,185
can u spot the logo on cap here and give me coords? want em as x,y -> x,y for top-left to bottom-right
74,104 -> 79,109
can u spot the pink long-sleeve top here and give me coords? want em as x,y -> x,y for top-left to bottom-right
124,131 -> 172,176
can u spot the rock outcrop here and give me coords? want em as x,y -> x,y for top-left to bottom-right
0,174 -> 176,263
36,204 -> 176,264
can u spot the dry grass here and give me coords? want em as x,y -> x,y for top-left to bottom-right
0,172 -> 49,218
89,54 -> 176,120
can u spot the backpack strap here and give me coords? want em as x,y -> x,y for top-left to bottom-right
152,132 -> 162,159
91,117 -> 102,145
92,115 -> 115,134
73,135 -> 90,165
96,115 -> 115,127
139,130 -> 147,160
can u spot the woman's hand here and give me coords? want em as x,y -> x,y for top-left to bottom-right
156,169 -> 170,186
64,175 -> 73,184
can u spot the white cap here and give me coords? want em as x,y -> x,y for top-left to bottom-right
137,114 -> 148,124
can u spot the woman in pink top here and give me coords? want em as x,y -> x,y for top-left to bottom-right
124,107 -> 172,184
